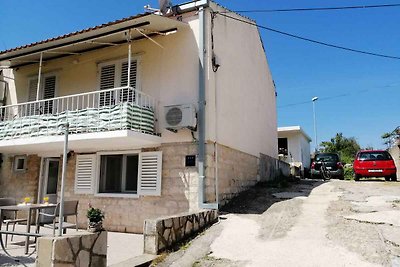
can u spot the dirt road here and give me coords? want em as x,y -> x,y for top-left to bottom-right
156,179 -> 400,267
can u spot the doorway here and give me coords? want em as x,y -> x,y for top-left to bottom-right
39,158 -> 60,204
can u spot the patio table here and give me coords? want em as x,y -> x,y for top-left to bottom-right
0,203 -> 57,254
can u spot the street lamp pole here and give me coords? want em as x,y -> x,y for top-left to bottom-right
312,97 -> 319,152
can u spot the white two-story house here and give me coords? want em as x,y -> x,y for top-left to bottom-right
0,0 -> 278,233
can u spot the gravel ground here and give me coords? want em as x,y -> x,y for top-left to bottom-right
327,180 -> 400,266
155,179 -> 400,267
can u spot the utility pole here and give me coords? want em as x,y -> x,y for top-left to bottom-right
312,97 -> 319,152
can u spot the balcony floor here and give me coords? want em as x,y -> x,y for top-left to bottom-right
0,130 -> 161,155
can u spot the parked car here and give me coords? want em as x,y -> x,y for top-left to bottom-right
310,153 -> 344,180
353,150 -> 397,181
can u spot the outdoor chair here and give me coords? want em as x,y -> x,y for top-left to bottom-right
0,198 -> 28,247
37,200 -> 79,236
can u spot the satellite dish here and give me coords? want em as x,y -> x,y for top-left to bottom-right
159,0 -> 172,15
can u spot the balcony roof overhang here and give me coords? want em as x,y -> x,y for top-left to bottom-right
0,130 -> 162,156
0,14 -> 188,68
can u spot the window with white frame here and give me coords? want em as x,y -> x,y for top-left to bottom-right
28,74 -> 57,115
74,151 -> 162,197
98,58 -> 139,106
98,154 -> 139,194
14,155 -> 27,172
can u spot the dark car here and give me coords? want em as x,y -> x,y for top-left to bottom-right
353,150 -> 397,181
310,153 -> 344,180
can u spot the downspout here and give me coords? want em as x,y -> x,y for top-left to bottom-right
198,2 -> 218,210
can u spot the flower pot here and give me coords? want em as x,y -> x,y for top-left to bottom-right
87,221 -> 103,232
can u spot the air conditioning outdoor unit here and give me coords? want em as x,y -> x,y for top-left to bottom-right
164,104 -> 197,131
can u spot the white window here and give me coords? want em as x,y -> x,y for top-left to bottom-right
14,155 -> 27,172
98,58 -> 140,106
99,154 -> 139,194
74,151 -> 162,197
28,74 -> 57,114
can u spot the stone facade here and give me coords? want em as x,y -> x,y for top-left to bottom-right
143,209 -> 218,254
63,143 -> 200,233
204,144 -> 259,206
36,231 -> 107,267
0,155 -> 40,202
0,142 -> 281,233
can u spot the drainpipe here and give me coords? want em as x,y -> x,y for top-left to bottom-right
198,2 -> 218,210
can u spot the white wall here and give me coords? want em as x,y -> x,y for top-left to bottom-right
6,5 -> 278,159
8,15 -> 201,145
278,131 -> 311,170
299,134 -> 311,169
205,3 -> 278,158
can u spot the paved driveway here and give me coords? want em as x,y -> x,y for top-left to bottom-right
158,179 -> 400,266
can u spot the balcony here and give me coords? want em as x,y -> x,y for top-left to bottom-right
0,87 -> 161,155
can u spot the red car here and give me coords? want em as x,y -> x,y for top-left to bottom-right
353,150 -> 397,181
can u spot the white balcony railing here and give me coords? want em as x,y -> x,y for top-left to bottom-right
0,86 -> 157,140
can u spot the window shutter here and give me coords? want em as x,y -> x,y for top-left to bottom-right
28,79 -> 38,102
75,154 -> 96,194
120,60 -> 137,102
99,64 -> 116,106
138,151 -> 162,196
43,76 -> 56,113
28,79 -> 39,115
43,76 -> 56,99
120,60 -> 137,88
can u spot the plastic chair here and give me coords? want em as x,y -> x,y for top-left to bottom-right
37,200 -> 79,236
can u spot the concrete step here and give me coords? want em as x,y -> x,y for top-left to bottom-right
109,253 -> 158,267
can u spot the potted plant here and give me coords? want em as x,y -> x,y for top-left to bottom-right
86,204 -> 104,232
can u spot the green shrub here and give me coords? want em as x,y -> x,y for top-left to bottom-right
87,206 -> 104,223
344,167 -> 354,180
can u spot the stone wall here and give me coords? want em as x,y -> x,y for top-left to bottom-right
259,153 -> 291,182
63,143 -> 199,233
0,154 -> 40,203
36,231 -> 107,267
0,141 -> 281,233
206,144 -> 259,206
143,209 -> 218,254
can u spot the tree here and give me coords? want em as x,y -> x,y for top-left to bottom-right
382,132 -> 392,148
382,127 -> 400,148
320,133 -> 361,164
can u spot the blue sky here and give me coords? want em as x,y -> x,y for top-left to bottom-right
1,0 -> 399,149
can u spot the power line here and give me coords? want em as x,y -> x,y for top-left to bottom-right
216,13 -> 400,60
221,3 -> 400,13
277,83 -> 399,109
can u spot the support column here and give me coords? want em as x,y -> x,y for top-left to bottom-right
36,53 -> 43,101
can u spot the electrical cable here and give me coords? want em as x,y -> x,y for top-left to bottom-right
216,12 -> 400,60
220,3 -> 400,13
277,83 -> 399,108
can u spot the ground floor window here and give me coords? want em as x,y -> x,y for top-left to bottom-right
99,154 -> 139,194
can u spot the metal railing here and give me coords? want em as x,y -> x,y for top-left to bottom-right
0,86 -> 157,139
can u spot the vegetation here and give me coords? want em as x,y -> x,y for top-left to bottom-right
344,167 -> 354,180
319,133 -> 361,164
382,128 -> 400,148
86,205 -> 104,223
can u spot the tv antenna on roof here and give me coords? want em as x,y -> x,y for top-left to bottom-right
159,0 -> 173,15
